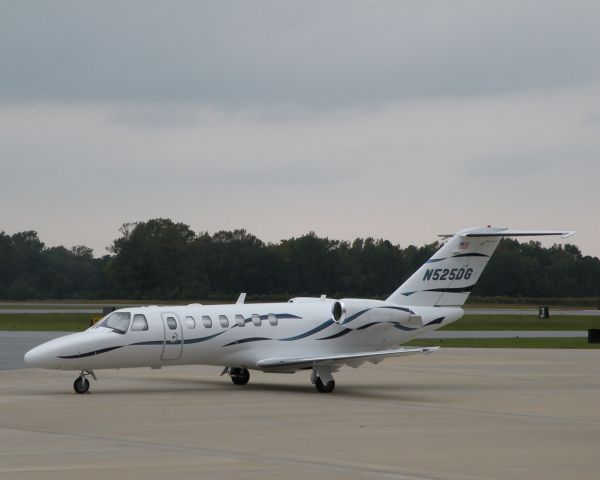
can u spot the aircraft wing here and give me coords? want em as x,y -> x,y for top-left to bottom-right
257,346 -> 438,372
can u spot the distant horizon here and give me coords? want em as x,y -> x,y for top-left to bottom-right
1,220 -> 591,260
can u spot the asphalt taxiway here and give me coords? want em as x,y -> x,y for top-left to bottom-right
1,349 -> 599,480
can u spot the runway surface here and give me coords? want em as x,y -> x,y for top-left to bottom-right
1,349 -> 598,480
0,331 -> 66,370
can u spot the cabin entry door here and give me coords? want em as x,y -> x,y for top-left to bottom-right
161,313 -> 183,360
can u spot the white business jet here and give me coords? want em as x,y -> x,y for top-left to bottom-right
24,227 -> 575,393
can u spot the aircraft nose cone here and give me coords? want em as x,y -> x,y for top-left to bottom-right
24,345 -> 41,367
24,344 -> 52,368
24,332 -> 90,369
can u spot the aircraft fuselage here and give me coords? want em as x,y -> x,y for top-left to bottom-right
25,300 -> 462,372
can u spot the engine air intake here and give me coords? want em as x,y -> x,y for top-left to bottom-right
332,301 -> 346,324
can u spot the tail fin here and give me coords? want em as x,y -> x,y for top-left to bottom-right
387,227 -> 576,307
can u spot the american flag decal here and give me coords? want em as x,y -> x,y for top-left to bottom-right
459,241 -> 469,250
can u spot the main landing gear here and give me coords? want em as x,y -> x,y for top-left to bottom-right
73,370 -> 96,394
311,367 -> 335,393
221,366 -> 336,393
224,367 -> 250,386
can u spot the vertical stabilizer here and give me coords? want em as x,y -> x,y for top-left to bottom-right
386,227 -> 575,307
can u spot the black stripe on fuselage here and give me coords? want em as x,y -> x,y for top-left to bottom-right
341,308 -> 371,325
356,321 -> 381,330
184,331 -> 226,344
222,337 -> 272,347
392,323 -> 419,331
425,316 -> 445,326
278,319 -> 334,341
317,328 -> 352,340
57,346 -> 123,359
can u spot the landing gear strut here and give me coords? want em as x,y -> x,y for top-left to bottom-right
311,368 -> 335,393
73,370 -> 96,394
227,367 -> 250,386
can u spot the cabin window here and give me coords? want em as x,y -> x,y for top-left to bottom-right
252,314 -> 261,326
98,311 -> 131,334
202,315 -> 212,328
185,316 -> 196,329
131,314 -> 149,331
268,313 -> 278,326
235,314 -> 245,327
219,314 -> 229,328
166,317 -> 177,330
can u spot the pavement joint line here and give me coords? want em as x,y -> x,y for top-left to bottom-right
0,425 -> 444,480
338,396 -> 600,426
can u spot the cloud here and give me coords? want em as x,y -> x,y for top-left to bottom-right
1,83 -> 599,256
2,1 -> 600,107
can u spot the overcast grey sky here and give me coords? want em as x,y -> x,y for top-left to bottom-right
1,1 -> 599,256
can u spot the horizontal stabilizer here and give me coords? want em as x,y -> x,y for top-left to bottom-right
257,347 -> 438,371
459,228 -> 576,239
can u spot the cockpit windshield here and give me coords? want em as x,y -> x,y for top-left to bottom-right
96,312 -> 131,334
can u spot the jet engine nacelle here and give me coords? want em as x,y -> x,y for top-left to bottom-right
331,298 -> 412,329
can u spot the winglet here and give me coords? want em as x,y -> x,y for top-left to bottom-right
236,293 -> 246,305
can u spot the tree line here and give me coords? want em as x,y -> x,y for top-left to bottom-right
1,218 -> 600,302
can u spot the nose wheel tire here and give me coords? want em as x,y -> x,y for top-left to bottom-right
230,368 -> 250,386
73,376 -> 90,394
315,377 -> 335,393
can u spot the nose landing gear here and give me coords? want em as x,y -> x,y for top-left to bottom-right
73,370 -> 96,394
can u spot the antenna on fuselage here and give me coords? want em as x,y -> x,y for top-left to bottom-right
236,292 -> 246,304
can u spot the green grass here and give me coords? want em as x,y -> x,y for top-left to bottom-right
467,296 -> 600,307
405,337 -> 600,349
0,314 -> 92,331
441,315 -> 600,331
0,305 -> 103,310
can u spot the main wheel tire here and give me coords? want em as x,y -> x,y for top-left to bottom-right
230,368 -> 250,386
315,377 -> 335,393
73,377 -> 90,394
